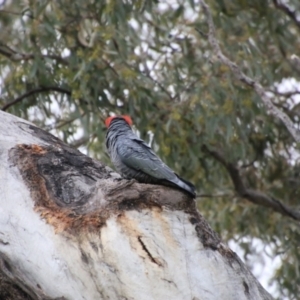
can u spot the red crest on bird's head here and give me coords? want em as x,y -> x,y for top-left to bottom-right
105,115 -> 133,128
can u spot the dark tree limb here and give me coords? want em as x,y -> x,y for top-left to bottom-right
198,0 -> 300,143
1,86 -> 72,111
203,145 -> 300,222
272,0 -> 300,29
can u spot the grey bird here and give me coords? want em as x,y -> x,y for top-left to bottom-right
105,115 -> 196,197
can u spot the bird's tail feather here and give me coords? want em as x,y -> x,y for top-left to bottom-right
174,175 -> 196,197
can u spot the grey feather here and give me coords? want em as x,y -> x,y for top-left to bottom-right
106,117 -> 196,197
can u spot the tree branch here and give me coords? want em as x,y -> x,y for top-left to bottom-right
0,109 -> 273,299
44,112 -> 88,131
202,145 -> 300,221
1,86 -> 72,111
0,8 -> 34,18
0,44 -> 68,65
269,89 -> 300,98
70,133 -> 96,148
272,0 -> 300,29
198,0 -> 300,143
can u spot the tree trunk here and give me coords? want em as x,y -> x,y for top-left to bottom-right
0,110 -> 272,300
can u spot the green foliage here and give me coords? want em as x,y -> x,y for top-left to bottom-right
1,0 -> 300,298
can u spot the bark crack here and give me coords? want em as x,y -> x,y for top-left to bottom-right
138,236 -> 162,267
243,281 -> 250,295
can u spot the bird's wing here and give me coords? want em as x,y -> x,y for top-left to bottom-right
117,138 -> 176,180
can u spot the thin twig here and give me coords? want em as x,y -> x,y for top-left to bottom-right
269,89 -> 300,98
196,193 -> 233,198
43,112 -> 87,131
198,0 -> 300,143
0,44 -> 68,65
71,133 -> 97,148
1,86 -> 71,111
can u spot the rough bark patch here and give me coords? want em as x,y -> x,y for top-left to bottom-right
9,143 -> 111,233
9,136 -> 221,251
0,272 -> 33,300
0,254 -> 65,300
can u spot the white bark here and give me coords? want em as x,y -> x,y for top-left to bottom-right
0,110 -> 272,300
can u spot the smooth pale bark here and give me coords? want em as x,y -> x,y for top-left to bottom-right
0,110 -> 272,300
